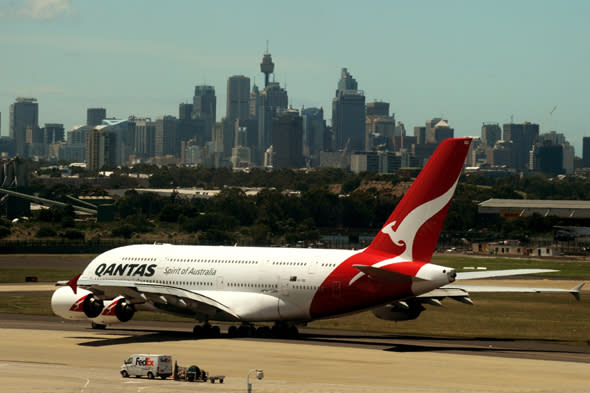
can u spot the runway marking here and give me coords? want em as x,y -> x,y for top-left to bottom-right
80,378 -> 89,393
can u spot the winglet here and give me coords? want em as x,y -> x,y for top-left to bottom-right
570,283 -> 585,301
67,273 -> 81,295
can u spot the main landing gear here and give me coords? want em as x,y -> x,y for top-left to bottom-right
227,322 -> 299,339
192,322 -> 300,339
192,323 -> 220,338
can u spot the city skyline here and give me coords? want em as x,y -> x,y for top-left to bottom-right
1,0 -> 589,153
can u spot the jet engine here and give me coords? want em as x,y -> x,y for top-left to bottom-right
372,299 -> 426,321
51,286 -> 135,325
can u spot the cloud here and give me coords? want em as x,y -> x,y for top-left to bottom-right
2,0 -> 76,20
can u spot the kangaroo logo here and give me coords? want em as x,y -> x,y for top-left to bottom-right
348,177 -> 459,286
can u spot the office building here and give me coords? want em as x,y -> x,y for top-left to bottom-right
365,101 -> 395,150
350,151 -> 378,173
482,123 -> 501,148
503,122 -> 539,170
87,108 -> 106,126
302,107 -> 325,167
133,118 -> 155,159
86,127 -> 116,171
258,82 -> 288,161
179,103 -> 193,121
425,118 -> 454,144
414,126 -> 426,145
43,123 -> 65,144
154,116 -> 177,157
332,68 -> 365,151
10,97 -> 38,157
272,109 -> 304,169
532,141 -> 564,175
226,75 -> 250,122
192,85 -> 216,142
583,137 -> 590,168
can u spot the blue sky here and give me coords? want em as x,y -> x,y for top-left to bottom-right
1,0 -> 589,153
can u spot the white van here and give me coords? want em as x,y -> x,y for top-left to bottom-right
120,354 -> 173,379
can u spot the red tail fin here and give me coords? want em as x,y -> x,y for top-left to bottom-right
367,138 -> 472,261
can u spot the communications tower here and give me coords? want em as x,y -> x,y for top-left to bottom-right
260,44 -> 274,88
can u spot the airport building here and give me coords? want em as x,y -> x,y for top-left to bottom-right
478,198 -> 590,224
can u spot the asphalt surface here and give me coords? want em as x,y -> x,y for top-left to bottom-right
2,314 -> 590,393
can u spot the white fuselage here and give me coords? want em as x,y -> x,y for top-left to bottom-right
79,244 -> 361,321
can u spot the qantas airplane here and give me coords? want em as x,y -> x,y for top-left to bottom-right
51,137 -> 583,337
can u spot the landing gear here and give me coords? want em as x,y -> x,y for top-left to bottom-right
226,323 -> 298,339
91,322 -> 106,329
271,322 -> 299,339
192,323 -> 221,339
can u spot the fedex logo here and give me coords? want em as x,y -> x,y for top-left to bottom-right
136,357 -> 154,367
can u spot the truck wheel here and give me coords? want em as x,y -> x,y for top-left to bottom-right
160,375 -> 166,380
147,372 -> 154,379
220,378 -> 224,384
121,370 -> 129,378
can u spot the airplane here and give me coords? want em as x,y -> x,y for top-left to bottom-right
51,137 -> 583,337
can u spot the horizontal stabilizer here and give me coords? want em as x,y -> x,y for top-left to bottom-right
456,269 -> 558,280
352,264 -> 424,284
445,282 -> 584,301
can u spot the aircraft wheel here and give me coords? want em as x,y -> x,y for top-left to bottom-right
228,325 -> 237,338
193,325 -> 202,338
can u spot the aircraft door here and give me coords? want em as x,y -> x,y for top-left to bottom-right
278,276 -> 290,297
216,276 -> 224,290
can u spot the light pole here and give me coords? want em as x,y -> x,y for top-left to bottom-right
247,368 -> 264,393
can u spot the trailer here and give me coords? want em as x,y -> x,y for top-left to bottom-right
173,361 -> 224,384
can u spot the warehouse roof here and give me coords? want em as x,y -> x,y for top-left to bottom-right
478,198 -> 590,218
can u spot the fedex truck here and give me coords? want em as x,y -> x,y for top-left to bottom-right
120,354 -> 173,379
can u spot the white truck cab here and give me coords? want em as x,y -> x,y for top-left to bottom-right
120,354 -> 172,379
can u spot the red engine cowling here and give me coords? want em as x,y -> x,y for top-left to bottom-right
51,286 -> 135,325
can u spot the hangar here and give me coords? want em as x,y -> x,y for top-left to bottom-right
478,198 -> 590,222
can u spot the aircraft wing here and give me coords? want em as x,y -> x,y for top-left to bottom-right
78,279 -> 240,321
418,283 -> 584,303
455,269 -> 558,280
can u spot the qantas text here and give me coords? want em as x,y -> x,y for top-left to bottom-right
95,263 -> 156,277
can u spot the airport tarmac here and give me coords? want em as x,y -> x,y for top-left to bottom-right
1,315 -> 590,393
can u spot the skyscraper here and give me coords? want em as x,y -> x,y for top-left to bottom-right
154,116 -> 177,157
87,108 -> 106,126
10,97 -> 38,157
503,122 -> 539,170
257,82 -> 288,161
302,107 -> 326,167
583,137 -> 590,168
43,123 -> 65,144
226,75 -> 250,122
86,127 -> 116,171
178,103 -> 193,121
481,123 -> 501,148
272,109 -> 304,169
133,118 -> 155,159
365,101 -> 395,151
192,85 -> 216,142
332,68 -> 365,152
